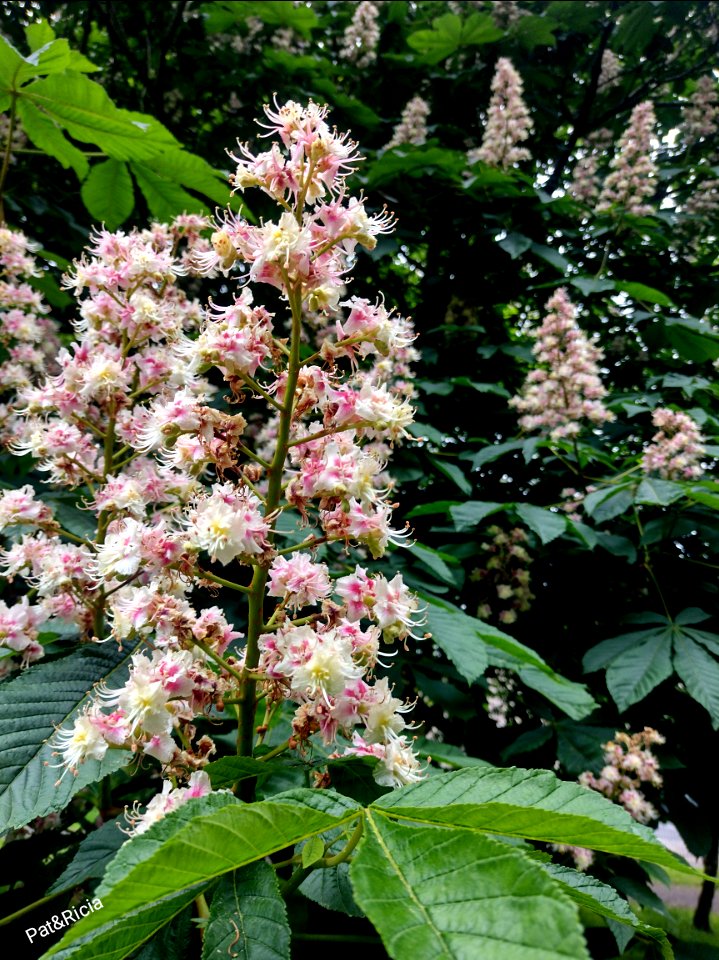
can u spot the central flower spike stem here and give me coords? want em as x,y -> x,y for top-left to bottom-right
237,283 -> 303,764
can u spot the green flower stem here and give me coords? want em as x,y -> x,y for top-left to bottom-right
0,890 -> 66,928
280,864 -> 315,897
236,282 -> 303,765
199,569 -> 251,594
274,536 -> 327,557
258,738 -> 292,762
56,527 -> 94,548
191,636 -> 245,685
320,815 -> 364,868
238,371 -> 283,411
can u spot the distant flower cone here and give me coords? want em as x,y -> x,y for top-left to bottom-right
597,101 -> 657,216
386,96 -> 430,149
468,57 -> 533,170
509,287 -> 613,440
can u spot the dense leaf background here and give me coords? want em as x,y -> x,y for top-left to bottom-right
1,2 -> 719,958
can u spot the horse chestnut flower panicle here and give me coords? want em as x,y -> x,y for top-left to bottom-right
0,100 -> 424,820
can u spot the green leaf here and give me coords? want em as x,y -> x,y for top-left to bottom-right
516,667 -> 596,722
0,35 -> 27,90
299,861 -> 364,917
202,862 -> 291,960
205,0 -> 318,37
635,478 -> 685,507
0,644 -> 134,832
44,790 -> 361,958
498,232 -> 532,258
46,886 -> 205,960
470,440 -> 524,469
540,864 -> 672,958
15,39 -> 73,83
614,281 -> 674,307
81,159 -> 134,228
351,813 -> 589,960
143,148 -> 230,207
133,906 -> 192,960
512,15 -> 558,48
301,834 -> 325,868
530,242 -> 570,271
461,12 -> 506,45
605,631 -> 673,711
673,636 -> 719,729
570,277 -> 614,296
203,755 -> 282,789
556,724 -> 616,774
405,500 -> 460,519
423,596 -> 595,718
25,21 -> 56,52
424,595 -> 488,684
449,500 -> 503,531
682,626 -> 719,657
427,456 -> 471,495
131,161 -> 207,220
23,73 -> 178,160
408,542 -> 462,588
664,316 -> 719,362
373,766 -> 696,874
47,816 -> 127,895
516,504 -> 567,545
416,738 -> 490,769
594,532 -> 637,562
675,608 -> 711,626
583,485 -> 634,523
583,628 -> 662,673
16,97 -> 89,178
368,146 -> 466,187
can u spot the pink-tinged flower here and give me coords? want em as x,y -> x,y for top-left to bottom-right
0,484 -> 54,532
53,708 -> 110,774
143,732 -> 177,764
682,75 -> 719,144
0,596 -> 47,653
344,730 -> 423,787
570,128 -> 612,204
373,573 -> 424,642
509,288 -> 614,440
598,49 -> 622,90
341,498 -> 411,559
386,96 -> 431,150
339,1 -> 381,69
597,101 -> 657,217
335,565 -> 375,621
185,482 -> 270,565
641,407 -> 705,480
266,554 -> 331,611
468,58 -> 533,170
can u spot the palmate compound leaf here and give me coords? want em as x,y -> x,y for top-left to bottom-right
372,766 -> 698,875
539,863 -> 672,958
42,790 -> 361,960
424,594 -> 596,718
0,643 -> 135,833
202,861 -> 291,960
350,812 -> 590,960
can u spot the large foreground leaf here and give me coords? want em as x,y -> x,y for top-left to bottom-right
373,767 -> 696,875
541,864 -> 672,958
45,887 -> 205,960
350,813 -> 589,960
202,862 -> 290,960
0,644 -> 134,832
43,790 -> 360,959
